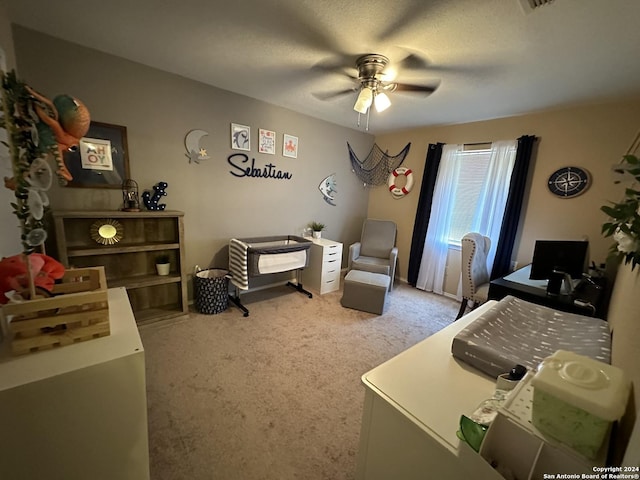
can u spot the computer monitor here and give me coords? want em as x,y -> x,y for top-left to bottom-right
529,240 -> 589,280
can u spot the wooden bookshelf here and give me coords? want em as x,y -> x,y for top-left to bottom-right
51,210 -> 188,325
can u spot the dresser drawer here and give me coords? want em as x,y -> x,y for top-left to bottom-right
322,263 -> 341,281
322,257 -> 341,275
322,245 -> 342,261
319,280 -> 339,294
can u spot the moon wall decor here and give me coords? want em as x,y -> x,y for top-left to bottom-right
185,129 -> 211,164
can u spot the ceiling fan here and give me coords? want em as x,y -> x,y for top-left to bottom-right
313,52 -> 440,130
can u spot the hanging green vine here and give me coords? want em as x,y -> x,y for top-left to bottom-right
1,71 -> 57,254
1,70 -> 90,256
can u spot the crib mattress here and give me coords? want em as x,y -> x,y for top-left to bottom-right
229,235 -> 312,290
243,236 -> 311,276
451,295 -> 611,378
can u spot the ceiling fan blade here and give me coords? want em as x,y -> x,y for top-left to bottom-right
262,3 -> 345,54
312,88 -> 357,101
396,52 -> 432,71
311,54 -> 360,80
376,3 -> 438,43
393,82 -> 440,95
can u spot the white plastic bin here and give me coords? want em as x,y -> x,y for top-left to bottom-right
531,350 -> 631,459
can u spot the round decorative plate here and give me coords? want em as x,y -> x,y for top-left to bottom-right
547,166 -> 591,198
90,219 -> 124,245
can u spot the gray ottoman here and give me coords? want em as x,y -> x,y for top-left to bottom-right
341,270 -> 390,314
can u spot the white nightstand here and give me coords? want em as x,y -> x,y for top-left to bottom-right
301,237 -> 343,294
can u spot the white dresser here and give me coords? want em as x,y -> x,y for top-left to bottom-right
0,288 -> 150,480
301,237 -> 343,294
356,303 -> 503,480
355,301 -> 598,479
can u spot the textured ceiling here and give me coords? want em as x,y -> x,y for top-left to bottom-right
6,0 -> 640,133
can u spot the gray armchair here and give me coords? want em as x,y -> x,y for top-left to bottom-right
348,219 -> 398,291
456,232 -> 491,320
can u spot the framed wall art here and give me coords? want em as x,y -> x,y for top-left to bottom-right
283,134 -> 298,158
231,123 -> 251,151
258,128 -> 276,155
64,121 -> 130,189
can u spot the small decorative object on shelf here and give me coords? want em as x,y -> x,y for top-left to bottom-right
309,221 -> 325,239
121,179 -> 141,211
142,181 -> 168,211
90,219 -> 124,245
156,254 -> 170,276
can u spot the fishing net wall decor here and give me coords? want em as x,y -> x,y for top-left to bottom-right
348,142 -> 411,186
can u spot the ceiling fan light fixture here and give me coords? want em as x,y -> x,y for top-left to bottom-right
374,92 -> 391,112
353,87 -> 373,114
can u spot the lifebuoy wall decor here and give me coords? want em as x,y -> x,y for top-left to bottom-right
388,167 -> 414,199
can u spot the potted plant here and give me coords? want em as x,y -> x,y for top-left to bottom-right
309,221 -> 325,239
601,154 -> 640,270
156,254 -> 171,276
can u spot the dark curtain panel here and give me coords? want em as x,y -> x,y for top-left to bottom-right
407,143 -> 444,286
490,135 -> 538,280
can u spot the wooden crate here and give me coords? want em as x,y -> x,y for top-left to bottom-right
1,267 -> 110,355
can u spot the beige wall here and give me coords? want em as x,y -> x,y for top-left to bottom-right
0,0 -> 21,257
9,26 -> 373,271
370,99 -> 640,295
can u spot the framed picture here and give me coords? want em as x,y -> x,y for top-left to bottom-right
283,134 -> 298,158
231,123 -> 251,151
258,128 -> 276,155
64,121 -> 130,189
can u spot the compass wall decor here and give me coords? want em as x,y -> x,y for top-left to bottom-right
547,166 -> 591,198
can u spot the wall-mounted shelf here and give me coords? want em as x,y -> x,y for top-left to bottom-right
51,210 -> 188,325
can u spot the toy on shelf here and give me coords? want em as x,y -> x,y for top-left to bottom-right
142,181 -> 168,211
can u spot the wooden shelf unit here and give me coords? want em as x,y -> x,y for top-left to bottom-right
51,210 -> 188,325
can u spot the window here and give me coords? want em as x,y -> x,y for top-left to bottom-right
448,148 -> 492,245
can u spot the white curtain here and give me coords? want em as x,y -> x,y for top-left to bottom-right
470,140 -> 518,270
416,144 -> 462,293
416,140 -> 518,295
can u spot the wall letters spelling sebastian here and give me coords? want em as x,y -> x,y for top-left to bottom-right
227,153 -> 292,180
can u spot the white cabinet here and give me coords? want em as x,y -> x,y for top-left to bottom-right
356,302 -> 504,480
356,301 -> 601,480
301,238 -> 343,294
0,288 -> 150,480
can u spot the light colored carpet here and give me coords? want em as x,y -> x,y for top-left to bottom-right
139,280 -> 459,480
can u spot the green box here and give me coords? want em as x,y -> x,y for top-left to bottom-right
531,350 -> 630,460
532,388 -> 611,459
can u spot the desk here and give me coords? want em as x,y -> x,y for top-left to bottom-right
0,288 -> 150,480
488,265 -> 604,318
